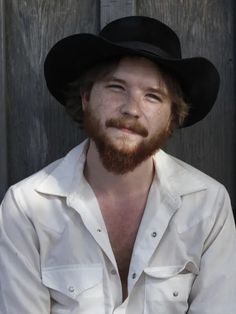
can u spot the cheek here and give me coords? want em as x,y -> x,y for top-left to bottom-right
90,89 -> 113,108
148,106 -> 171,126
86,97 -> 118,127
145,111 -> 171,137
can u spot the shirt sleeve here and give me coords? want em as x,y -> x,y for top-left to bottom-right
188,186 -> 236,314
0,187 -> 51,314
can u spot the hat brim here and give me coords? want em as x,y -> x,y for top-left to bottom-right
44,34 -> 220,127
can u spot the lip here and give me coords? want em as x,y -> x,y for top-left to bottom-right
111,126 -> 140,135
119,127 -> 136,134
107,123 -> 148,137
106,122 -> 148,137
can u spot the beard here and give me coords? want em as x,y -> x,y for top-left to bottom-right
84,107 -> 170,174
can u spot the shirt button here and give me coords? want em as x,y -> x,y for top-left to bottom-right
132,273 -> 136,279
111,269 -> 117,275
151,231 -> 157,237
173,291 -> 179,297
68,286 -> 75,293
97,228 -> 102,232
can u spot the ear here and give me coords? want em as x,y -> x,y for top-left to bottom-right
80,89 -> 90,111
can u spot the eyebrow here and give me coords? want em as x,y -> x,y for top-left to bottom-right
147,87 -> 169,99
103,77 -> 126,84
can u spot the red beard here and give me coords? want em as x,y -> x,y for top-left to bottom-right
84,107 -> 170,174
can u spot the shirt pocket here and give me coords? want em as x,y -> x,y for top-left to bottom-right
143,262 -> 198,314
42,264 -> 105,314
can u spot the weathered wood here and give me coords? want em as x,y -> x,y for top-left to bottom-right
4,0 -> 99,188
137,0 -> 236,212
0,0 -> 8,200
1,0 -> 235,215
100,0 -> 136,28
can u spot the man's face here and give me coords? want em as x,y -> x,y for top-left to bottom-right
81,57 -> 172,174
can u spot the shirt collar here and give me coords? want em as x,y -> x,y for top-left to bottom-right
35,139 -> 89,197
35,141 -> 207,198
153,149 -> 207,197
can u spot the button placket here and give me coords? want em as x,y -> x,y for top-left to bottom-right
151,231 -> 157,237
132,272 -> 136,279
68,286 -> 75,292
67,285 -> 76,297
111,269 -> 117,275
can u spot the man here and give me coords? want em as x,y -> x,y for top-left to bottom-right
0,16 -> 235,314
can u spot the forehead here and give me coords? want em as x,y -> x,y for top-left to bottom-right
112,56 -> 164,80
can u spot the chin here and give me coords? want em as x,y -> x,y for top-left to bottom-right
110,137 -> 141,153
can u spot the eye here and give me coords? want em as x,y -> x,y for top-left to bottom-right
107,84 -> 125,91
146,93 -> 163,102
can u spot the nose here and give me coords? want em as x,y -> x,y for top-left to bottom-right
120,95 -> 141,119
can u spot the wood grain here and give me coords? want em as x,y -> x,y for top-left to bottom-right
137,0 -> 236,211
0,0 -> 8,200
100,0 -> 136,28
4,0 -> 99,188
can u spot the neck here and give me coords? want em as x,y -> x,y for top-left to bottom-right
84,140 -> 155,197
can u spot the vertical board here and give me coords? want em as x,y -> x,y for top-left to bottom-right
0,0 -> 8,199
4,0 -> 100,188
137,0 -> 236,211
100,0 -> 136,27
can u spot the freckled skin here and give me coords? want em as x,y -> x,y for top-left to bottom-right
82,57 -> 172,155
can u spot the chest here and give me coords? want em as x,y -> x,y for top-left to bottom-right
98,197 -> 146,276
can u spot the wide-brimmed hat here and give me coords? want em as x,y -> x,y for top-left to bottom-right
44,16 -> 220,127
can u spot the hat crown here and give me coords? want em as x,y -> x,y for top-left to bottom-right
100,16 -> 182,59
44,15 -> 220,127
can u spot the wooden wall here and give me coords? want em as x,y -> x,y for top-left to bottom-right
0,0 -> 235,216
0,0 -> 7,199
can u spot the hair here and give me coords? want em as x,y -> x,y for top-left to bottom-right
65,56 -> 190,130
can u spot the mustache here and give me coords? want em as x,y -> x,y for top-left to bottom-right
105,117 -> 148,137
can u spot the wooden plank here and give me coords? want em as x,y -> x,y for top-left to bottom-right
0,0 -> 8,200
137,0 -> 236,212
100,0 -> 136,28
5,0 -> 99,186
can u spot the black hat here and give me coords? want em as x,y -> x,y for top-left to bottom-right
44,16 -> 220,127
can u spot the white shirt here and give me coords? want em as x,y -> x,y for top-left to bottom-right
0,140 -> 236,314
